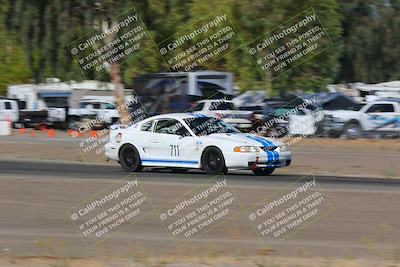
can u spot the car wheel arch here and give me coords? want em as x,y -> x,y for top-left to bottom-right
345,119 -> 362,128
344,119 -> 363,139
200,146 -> 225,168
118,143 -> 137,158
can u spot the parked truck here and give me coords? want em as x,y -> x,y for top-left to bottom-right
191,99 -> 257,132
0,98 -> 20,124
325,99 -> 400,138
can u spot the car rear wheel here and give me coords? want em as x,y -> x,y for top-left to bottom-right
252,168 -> 275,176
201,147 -> 227,175
119,145 -> 143,172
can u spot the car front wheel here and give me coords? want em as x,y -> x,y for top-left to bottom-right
252,168 -> 275,176
201,147 -> 227,175
344,122 -> 362,139
119,145 -> 143,172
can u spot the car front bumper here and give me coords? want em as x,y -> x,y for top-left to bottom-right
224,150 -> 292,169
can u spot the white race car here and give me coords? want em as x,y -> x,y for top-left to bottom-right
104,113 -> 291,175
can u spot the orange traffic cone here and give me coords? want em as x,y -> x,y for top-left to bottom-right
18,128 -> 26,135
70,130 -> 80,138
47,129 -> 55,138
30,129 -> 36,137
89,130 -> 97,138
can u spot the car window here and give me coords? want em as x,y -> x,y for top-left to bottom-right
209,101 -> 235,110
192,103 -> 204,111
92,103 -> 101,109
155,119 -> 191,136
103,103 -> 115,109
4,102 -> 12,110
141,121 -> 153,132
175,124 -> 191,136
366,104 -> 394,113
184,117 -> 240,136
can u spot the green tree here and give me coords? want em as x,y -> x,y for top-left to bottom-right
0,1 -> 31,95
337,0 -> 400,83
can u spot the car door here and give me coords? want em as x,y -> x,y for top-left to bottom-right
146,118 -> 197,166
136,120 -> 155,161
365,103 -> 398,131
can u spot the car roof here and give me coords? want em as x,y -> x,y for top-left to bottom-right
142,113 -> 210,122
81,100 -> 114,104
372,98 -> 400,103
0,99 -> 17,103
197,99 -> 233,103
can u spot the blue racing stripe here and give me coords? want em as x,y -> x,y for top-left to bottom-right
259,138 -> 275,162
246,135 -> 274,162
259,136 -> 280,163
252,136 -> 276,161
143,159 -> 198,165
246,135 -> 280,163
189,113 -> 207,118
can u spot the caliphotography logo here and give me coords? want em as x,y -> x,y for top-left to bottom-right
247,175 -> 334,245
156,174 -> 245,247
156,10 -> 240,73
1,1 -> 399,267
67,174 -> 154,248
67,7 -> 154,80
247,7 -> 333,81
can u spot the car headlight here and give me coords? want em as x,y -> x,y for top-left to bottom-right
233,146 -> 261,153
279,145 -> 289,152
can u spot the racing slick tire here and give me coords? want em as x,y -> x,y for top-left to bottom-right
252,168 -> 275,176
201,147 -> 228,175
119,144 -> 143,172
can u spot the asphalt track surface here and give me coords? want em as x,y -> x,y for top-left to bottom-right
0,158 -> 399,260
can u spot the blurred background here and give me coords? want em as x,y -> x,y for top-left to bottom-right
0,2 -> 400,266
0,0 -> 399,140
1,0 -> 400,91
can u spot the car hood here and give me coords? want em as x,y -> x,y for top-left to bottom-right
203,133 -> 283,147
324,110 -> 360,117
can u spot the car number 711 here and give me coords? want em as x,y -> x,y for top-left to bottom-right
170,145 -> 180,157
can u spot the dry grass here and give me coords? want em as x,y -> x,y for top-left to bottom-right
0,254 -> 398,267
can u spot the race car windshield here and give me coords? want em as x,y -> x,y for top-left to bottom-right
184,117 -> 240,136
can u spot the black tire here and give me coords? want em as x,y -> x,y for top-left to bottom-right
344,122 -> 362,139
252,168 -> 275,176
201,147 -> 227,175
328,130 -> 341,138
119,145 -> 143,172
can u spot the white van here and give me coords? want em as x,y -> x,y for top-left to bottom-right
0,99 -> 19,123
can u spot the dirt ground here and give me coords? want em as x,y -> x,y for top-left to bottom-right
0,255 -> 397,267
0,130 -> 399,178
1,132 -> 399,267
0,131 -> 400,178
